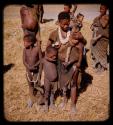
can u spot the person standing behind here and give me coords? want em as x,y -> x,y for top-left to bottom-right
90,4 -> 109,72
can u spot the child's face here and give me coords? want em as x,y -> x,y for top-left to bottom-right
24,38 -> 32,48
100,5 -> 107,16
72,26 -> 79,33
77,16 -> 84,22
59,19 -> 70,32
46,51 -> 57,61
64,5 -> 71,13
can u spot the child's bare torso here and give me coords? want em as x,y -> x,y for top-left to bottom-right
42,58 -> 57,82
25,46 -> 39,67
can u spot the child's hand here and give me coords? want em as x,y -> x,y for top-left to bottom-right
29,66 -> 37,71
62,62 -> 70,68
76,62 -> 80,68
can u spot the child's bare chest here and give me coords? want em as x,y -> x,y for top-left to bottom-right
26,48 -> 39,62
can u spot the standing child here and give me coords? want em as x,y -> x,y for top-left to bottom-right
23,34 -> 44,108
42,45 -> 58,112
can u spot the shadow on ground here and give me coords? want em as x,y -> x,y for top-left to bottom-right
78,71 -> 93,94
3,63 -> 14,73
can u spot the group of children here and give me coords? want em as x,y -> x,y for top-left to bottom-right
21,4 -> 109,114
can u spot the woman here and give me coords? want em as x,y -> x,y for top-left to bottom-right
90,4 -> 109,72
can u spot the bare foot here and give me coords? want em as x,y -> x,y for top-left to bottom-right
70,106 -> 76,115
41,105 -> 49,113
58,102 -> 67,111
49,104 -> 57,111
27,99 -> 33,108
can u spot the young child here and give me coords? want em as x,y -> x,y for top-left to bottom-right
55,4 -> 77,25
47,11 -> 81,114
72,13 -> 84,29
23,34 -> 44,108
41,45 -> 58,112
63,4 -> 77,19
69,24 -> 87,66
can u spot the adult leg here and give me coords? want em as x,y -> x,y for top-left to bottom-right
58,86 -> 68,110
70,70 -> 79,113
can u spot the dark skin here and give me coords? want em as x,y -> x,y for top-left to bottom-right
48,18 -> 80,113
42,50 -> 58,112
64,4 -> 77,16
73,14 -> 84,29
68,26 -> 84,68
100,5 -> 107,17
20,5 -> 41,43
20,5 -> 38,31
42,50 -> 58,82
23,37 -> 41,72
23,37 -> 43,106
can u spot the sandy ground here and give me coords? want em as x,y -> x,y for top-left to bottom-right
3,5 -> 109,121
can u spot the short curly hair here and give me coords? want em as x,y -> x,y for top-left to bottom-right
23,34 -> 36,43
46,45 -> 58,54
58,11 -> 70,21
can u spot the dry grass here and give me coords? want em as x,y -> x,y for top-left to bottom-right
3,5 -> 109,121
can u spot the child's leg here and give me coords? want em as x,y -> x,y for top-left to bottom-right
49,85 -> 56,110
26,72 -> 37,107
44,78 -> 50,112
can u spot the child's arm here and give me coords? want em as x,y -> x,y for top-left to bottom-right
33,45 -> 42,67
47,30 -> 61,49
23,49 -> 30,69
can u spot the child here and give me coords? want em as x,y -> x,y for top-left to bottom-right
47,11 -> 81,114
41,45 -> 58,112
55,4 -> 77,25
23,34 -> 44,108
63,4 -> 77,19
72,13 -> 84,29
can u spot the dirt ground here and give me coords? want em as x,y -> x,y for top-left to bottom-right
3,5 -> 109,121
